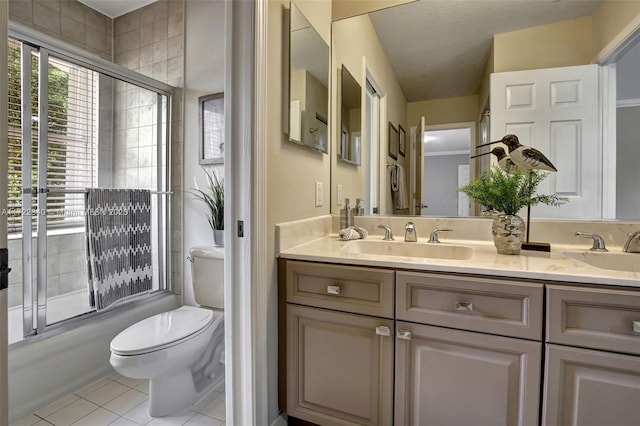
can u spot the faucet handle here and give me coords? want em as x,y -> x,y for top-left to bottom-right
428,228 -> 452,244
378,225 -> 394,241
575,232 -> 608,252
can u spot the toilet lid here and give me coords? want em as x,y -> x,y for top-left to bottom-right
111,306 -> 214,355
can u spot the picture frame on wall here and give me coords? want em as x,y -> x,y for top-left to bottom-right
388,122 -> 398,160
199,92 -> 225,165
399,125 -> 406,157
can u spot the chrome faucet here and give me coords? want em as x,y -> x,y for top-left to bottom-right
623,230 -> 640,253
378,225 -> 394,241
575,232 -> 608,252
404,222 -> 417,242
428,228 -> 452,243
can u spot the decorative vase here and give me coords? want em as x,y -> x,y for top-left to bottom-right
492,214 -> 525,255
213,229 -> 224,247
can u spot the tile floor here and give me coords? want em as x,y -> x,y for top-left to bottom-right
11,371 -> 226,426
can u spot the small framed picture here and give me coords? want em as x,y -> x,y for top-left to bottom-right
399,125 -> 406,157
199,92 -> 224,165
388,122 -> 398,160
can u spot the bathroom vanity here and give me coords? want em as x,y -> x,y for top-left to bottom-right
277,231 -> 640,426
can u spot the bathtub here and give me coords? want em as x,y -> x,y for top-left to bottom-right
8,293 -> 179,423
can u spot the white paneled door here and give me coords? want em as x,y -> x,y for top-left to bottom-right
491,65 -> 601,219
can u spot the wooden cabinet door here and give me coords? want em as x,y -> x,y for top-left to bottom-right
395,322 -> 541,426
287,304 -> 394,426
543,344 -> 640,426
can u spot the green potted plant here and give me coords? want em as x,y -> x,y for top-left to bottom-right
191,169 -> 224,247
458,166 -> 566,254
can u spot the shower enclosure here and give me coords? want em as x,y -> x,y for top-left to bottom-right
6,29 -> 173,344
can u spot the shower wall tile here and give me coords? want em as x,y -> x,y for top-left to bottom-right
9,0 -> 113,59
6,232 -> 87,307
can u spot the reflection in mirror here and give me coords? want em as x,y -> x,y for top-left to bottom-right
330,0 -> 640,220
288,1 -> 329,153
339,65 -> 362,165
199,93 -> 224,165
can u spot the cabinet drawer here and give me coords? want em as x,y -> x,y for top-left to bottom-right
285,260 -> 394,318
396,271 -> 543,340
547,285 -> 640,355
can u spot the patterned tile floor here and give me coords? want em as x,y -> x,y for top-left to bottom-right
11,371 -> 225,426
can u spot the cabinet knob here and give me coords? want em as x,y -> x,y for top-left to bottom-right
455,301 -> 473,312
376,326 -> 390,337
633,321 -> 640,334
397,329 -> 412,340
327,285 -> 341,295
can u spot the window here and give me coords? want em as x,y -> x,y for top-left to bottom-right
6,37 -> 98,233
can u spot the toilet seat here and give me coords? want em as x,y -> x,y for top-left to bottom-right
111,306 -> 215,356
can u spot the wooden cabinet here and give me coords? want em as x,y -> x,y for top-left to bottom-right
286,305 -> 394,425
279,259 -> 640,426
394,272 -> 543,426
395,321 -> 541,426
543,285 -> 640,425
280,260 -> 395,425
543,344 -> 640,426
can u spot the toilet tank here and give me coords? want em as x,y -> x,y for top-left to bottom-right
189,246 -> 224,309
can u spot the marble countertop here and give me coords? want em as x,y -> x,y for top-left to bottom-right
279,235 -> 640,288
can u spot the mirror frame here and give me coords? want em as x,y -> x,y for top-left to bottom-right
338,64 -> 362,166
198,92 -> 225,165
287,1 -> 330,154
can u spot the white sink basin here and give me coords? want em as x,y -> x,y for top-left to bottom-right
563,251 -> 640,273
341,239 -> 473,260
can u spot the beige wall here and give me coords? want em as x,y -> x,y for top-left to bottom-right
332,13 -> 407,214
332,0 -> 414,21
267,0 -> 332,419
407,95 -> 479,128
296,0 -> 331,44
592,0 -> 640,60
493,16 -> 591,73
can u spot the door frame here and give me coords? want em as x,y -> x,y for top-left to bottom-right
1,1 -> 10,424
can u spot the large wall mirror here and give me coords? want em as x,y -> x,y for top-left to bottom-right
288,1 -> 329,154
329,0 -> 640,221
339,65 -> 362,165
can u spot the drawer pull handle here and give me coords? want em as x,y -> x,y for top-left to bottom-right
327,285 -> 341,295
376,326 -> 391,337
633,321 -> 640,334
455,301 -> 474,312
397,330 -> 412,340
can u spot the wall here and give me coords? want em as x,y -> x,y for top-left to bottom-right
493,16 -> 591,73
7,233 -> 87,308
332,13 -> 407,214
183,0 -> 225,306
591,0 -> 640,60
332,0 -> 414,22
616,106 -> 640,220
267,0 -> 332,420
423,154 -> 468,216
113,0 -> 185,293
407,95 -> 479,128
9,0 -> 112,60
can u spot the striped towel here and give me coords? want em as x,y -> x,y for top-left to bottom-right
339,227 -> 369,241
85,189 -> 153,311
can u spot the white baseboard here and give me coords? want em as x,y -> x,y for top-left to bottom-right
270,413 -> 288,426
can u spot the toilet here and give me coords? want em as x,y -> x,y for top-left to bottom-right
109,246 -> 225,417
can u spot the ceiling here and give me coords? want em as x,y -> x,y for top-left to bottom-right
369,0 -> 602,102
77,0 -> 157,18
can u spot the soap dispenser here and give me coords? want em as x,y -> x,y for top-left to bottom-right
354,198 -> 365,216
340,198 -> 354,229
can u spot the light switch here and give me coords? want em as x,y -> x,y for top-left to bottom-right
315,182 -> 323,207
337,184 -> 343,206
